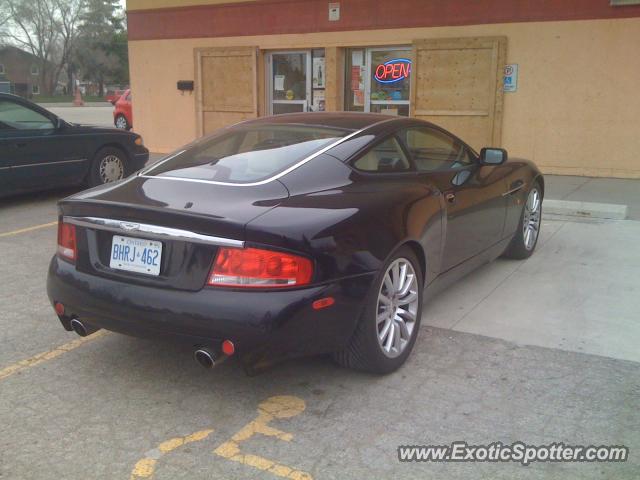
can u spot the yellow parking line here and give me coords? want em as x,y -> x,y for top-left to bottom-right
0,221 -> 57,238
214,395 -> 313,480
0,330 -> 107,381
130,429 -> 215,479
129,395 -> 312,480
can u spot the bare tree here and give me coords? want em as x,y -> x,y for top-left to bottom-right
53,0 -> 84,93
5,0 -> 61,94
0,3 -> 11,45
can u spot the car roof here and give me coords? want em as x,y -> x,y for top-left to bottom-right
241,112 -> 408,131
0,93 -> 27,101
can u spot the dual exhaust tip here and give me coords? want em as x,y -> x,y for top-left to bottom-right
61,305 -> 233,370
68,321 -> 233,370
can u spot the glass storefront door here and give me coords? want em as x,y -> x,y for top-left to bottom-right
345,47 -> 412,116
269,51 -> 309,115
267,50 -> 326,115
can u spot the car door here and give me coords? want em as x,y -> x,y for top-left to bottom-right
398,126 -> 507,271
0,97 -> 88,191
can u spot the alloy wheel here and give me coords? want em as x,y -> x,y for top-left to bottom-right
376,258 -> 419,358
522,187 -> 541,250
115,116 -> 127,129
99,155 -> 124,183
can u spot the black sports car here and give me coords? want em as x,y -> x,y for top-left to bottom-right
47,113 -> 543,374
0,93 -> 149,197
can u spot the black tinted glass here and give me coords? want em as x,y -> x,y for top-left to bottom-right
400,127 -> 472,171
146,124 -> 349,184
353,136 -> 411,173
0,100 -> 54,130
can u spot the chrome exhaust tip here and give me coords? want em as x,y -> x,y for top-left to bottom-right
194,348 -> 217,369
70,318 -> 88,336
69,318 -> 98,337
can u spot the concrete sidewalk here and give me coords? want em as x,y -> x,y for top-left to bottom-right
544,175 -> 640,220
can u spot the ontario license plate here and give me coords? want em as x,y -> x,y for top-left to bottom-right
109,235 -> 162,276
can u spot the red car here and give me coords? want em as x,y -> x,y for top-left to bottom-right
105,88 -> 125,104
113,89 -> 132,130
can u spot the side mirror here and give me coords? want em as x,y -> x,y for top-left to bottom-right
55,117 -> 66,130
479,147 -> 507,166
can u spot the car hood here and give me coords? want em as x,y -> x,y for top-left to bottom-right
59,175 -> 290,240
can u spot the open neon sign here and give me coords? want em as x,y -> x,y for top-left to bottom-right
374,58 -> 412,84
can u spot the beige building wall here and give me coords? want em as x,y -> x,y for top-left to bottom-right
129,18 -> 640,178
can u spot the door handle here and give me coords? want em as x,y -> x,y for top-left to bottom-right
445,192 -> 456,204
502,180 -> 525,196
15,142 -> 27,148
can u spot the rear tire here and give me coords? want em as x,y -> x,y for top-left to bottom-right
502,181 -> 543,259
333,246 -> 423,374
88,147 -> 128,187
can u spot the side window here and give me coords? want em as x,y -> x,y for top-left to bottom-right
353,136 -> 411,173
0,99 -> 54,130
400,127 -> 472,171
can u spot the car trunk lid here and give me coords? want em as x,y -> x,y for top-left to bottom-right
59,176 -> 289,291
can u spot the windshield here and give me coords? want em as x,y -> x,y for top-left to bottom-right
145,124 -> 350,184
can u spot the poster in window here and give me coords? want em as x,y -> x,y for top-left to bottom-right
353,89 -> 364,107
313,90 -> 325,111
274,75 -> 285,91
313,57 -> 325,89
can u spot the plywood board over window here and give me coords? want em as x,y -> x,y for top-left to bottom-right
411,37 -> 506,151
195,46 -> 258,136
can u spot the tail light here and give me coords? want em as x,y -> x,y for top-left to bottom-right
208,247 -> 313,288
57,221 -> 76,262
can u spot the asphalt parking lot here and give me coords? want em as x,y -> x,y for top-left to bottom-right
45,104 -> 115,127
1,188 -> 639,480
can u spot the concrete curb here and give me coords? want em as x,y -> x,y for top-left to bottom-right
543,199 -> 627,220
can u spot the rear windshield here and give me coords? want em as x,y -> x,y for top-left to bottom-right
145,124 -> 349,184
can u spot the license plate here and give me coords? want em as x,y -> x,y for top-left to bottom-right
109,235 -> 162,276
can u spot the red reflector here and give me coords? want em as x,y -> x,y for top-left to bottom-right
54,302 -> 65,316
208,247 -> 313,288
221,340 -> 235,356
57,221 -> 76,262
312,297 -> 335,310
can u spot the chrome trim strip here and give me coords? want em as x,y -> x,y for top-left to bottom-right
63,216 -> 244,248
502,184 -> 526,197
13,158 -> 87,169
138,125 -> 372,187
139,149 -> 186,175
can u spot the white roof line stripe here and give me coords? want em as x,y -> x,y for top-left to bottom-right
138,117 -> 400,187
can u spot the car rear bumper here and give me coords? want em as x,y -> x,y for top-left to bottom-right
47,256 -> 375,368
